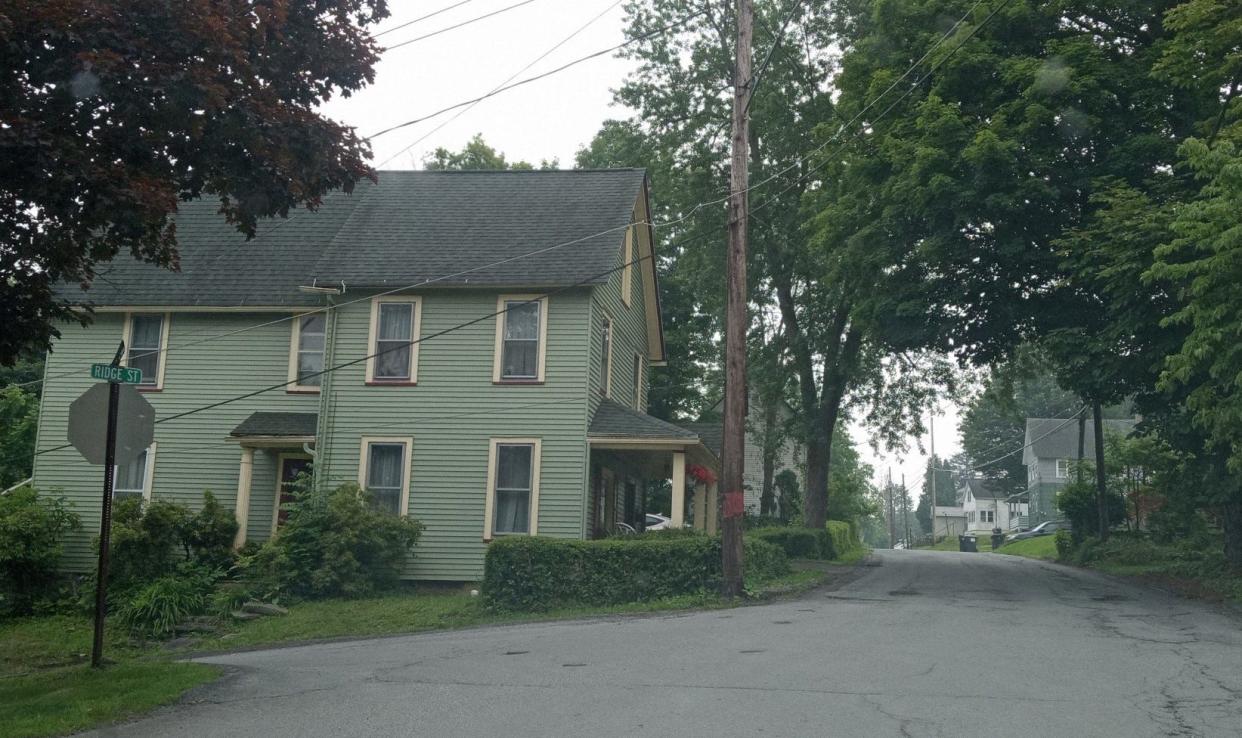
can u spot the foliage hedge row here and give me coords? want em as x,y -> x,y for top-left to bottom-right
747,521 -> 866,561
483,534 -> 790,611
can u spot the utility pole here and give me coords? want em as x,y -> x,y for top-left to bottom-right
929,413 -> 937,544
1093,401 -> 1109,541
720,0 -> 753,599
902,472 -> 912,548
886,468 -> 896,549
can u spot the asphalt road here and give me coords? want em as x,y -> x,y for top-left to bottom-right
88,550 -> 1242,737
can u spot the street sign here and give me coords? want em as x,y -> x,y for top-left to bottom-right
90,364 -> 142,384
67,383 -> 155,465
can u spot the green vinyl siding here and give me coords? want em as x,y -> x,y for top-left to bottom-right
32,313 -> 319,571
589,221 -> 650,421
315,288 -> 594,581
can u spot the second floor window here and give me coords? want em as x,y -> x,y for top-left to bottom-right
293,314 -> 325,387
126,314 -> 165,387
1055,458 -> 1070,478
500,300 -> 541,380
599,316 -> 612,396
366,297 -> 421,384
632,353 -> 643,410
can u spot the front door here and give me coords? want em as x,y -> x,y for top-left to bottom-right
274,455 -> 312,530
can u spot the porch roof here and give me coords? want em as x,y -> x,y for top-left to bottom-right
588,399 -> 699,443
229,412 -> 317,440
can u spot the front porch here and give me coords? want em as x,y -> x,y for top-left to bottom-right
586,399 -> 719,537
227,411 -> 317,548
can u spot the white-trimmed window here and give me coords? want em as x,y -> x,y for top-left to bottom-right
493,296 -> 548,382
289,313 -> 326,390
599,315 -> 613,396
484,438 -> 541,539
358,437 -> 412,516
621,225 -> 634,308
124,313 -> 169,389
1055,458 -> 1070,478
114,443 -> 156,502
981,510 -> 994,523
365,297 -> 421,384
632,353 -> 644,410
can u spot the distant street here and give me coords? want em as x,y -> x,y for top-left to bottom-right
92,551 -> 1242,737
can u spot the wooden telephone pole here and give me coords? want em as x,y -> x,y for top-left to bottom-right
721,0 -> 753,599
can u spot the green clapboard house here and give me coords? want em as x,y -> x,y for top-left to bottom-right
33,169 -> 720,581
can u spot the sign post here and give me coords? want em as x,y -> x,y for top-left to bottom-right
67,343 -> 155,668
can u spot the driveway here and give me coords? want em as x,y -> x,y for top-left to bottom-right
87,550 -> 1242,737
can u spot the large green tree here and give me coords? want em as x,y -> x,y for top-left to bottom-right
0,0 -> 389,363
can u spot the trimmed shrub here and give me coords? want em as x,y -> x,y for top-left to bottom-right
181,491 -> 238,570
0,486 -> 80,616
750,527 -> 823,559
482,534 -> 790,612
243,483 -> 424,600
1056,481 -> 1125,542
825,520 -> 859,559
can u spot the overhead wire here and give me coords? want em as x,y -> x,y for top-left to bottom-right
382,0 -> 541,51
373,0 -> 481,38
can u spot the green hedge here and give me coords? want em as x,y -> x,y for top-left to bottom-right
749,527 -> 823,559
825,520 -> 862,559
483,534 -> 789,612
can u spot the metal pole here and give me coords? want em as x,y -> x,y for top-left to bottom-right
1093,401 -> 1109,541
92,341 -> 124,668
720,0 -> 754,599
929,413 -> 937,544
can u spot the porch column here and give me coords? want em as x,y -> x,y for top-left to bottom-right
706,481 -> 719,536
693,482 -> 707,531
670,450 -> 686,528
233,447 -> 255,549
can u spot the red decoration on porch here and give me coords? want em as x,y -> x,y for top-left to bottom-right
685,464 -> 717,485
723,490 -> 745,518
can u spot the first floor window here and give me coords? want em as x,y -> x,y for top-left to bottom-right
364,441 -> 408,515
114,447 -> 152,501
294,313 -> 326,387
493,443 -> 535,535
127,314 -> 165,386
1056,458 -> 1071,478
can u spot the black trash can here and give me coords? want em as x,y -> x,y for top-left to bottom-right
958,535 -> 977,552
991,528 -> 1005,550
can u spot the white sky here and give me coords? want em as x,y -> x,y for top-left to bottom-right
323,0 -> 965,496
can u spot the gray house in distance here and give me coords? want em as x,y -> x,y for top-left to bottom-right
1022,417 -> 1137,525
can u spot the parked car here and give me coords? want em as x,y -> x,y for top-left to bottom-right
645,513 -> 672,531
1008,520 -> 1065,541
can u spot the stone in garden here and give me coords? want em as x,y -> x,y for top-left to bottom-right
231,610 -> 261,621
242,601 -> 289,616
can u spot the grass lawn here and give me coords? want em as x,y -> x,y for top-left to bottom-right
993,535 -> 1058,561
920,534 -> 997,552
0,565 -> 838,738
0,614 -> 220,738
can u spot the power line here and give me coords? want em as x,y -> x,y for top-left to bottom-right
373,0 -> 481,38
377,0 -> 625,167
15,0 -> 1010,397
368,6 -> 707,140
743,0 -> 808,116
382,0 -> 540,51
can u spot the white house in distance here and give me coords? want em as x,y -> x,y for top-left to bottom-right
958,478 -> 1027,533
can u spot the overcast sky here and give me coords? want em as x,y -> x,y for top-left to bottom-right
323,0 -> 963,497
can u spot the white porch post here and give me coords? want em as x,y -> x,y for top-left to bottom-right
233,447 -> 255,549
693,482 -> 707,531
671,451 -> 686,528
706,481 -> 719,536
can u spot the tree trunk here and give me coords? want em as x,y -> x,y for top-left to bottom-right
1093,401 -> 1109,541
1223,500 -> 1242,567
803,423 -> 829,528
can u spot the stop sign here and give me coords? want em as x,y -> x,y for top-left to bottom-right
67,383 -> 155,465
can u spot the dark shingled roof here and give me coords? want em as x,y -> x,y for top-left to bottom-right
589,399 -> 698,442
680,421 -> 722,456
962,478 -> 1009,500
230,412 -> 318,438
1025,417 -> 1137,460
65,169 -> 648,307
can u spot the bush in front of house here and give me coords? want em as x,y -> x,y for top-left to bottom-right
242,482 -> 424,601
749,527 -> 824,559
1056,481 -> 1126,542
0,486 -> 80,617
482,534 -> 790,612
115,567 -> 217,638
